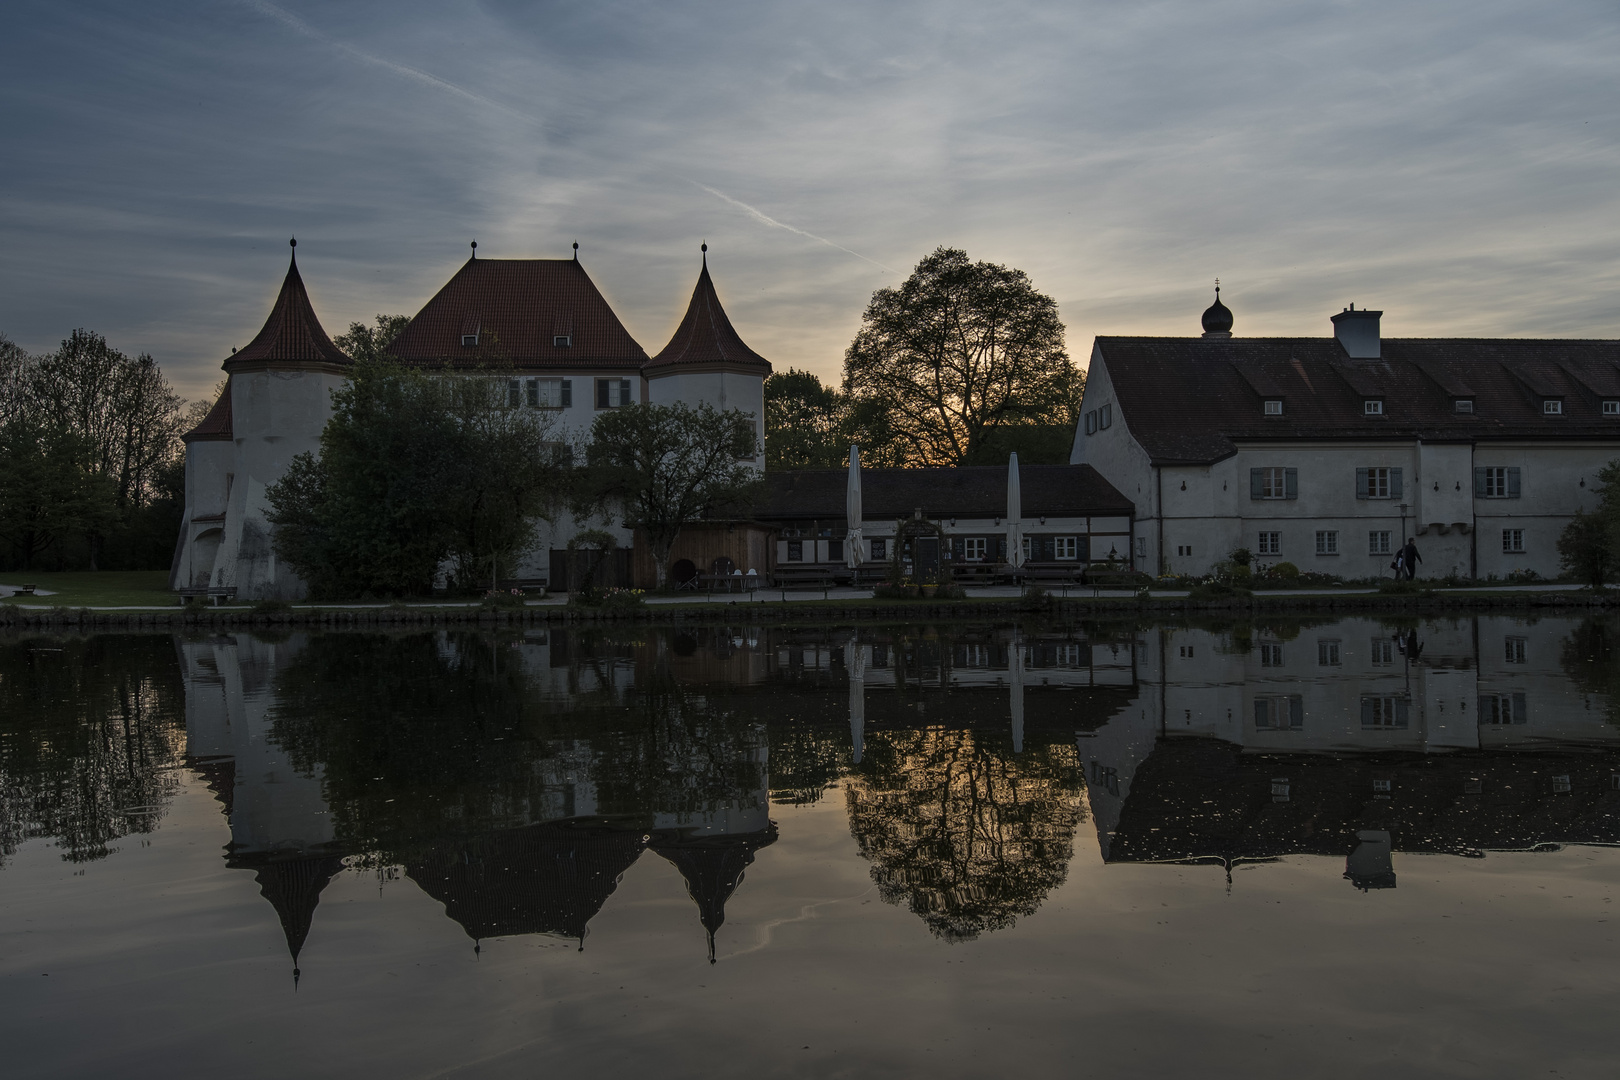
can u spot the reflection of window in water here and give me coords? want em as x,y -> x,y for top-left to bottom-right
1318,640 -> 1341,666
1370,639 -> 1394,666
956,644 -> 991,668
1362,695 -> 1409,728
1091,762 -> 1119,796
1255,695 -> 1303,730
1053,643 -> 1082,667
1259,643 -> 1284,667
870,645 -> 889,668
1505,637 -> 1527,664
1480,693 -> 1528,725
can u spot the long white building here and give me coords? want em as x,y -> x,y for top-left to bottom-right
1071,290 -> 1620,580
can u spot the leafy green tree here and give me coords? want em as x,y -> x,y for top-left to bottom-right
334,315 -> 411,364
1560,462 -> 1620,588
843,247 -> 1080,466
0,423 -> 118,570
577,402 -> 760,589
764,368 -> 849,469
267,361 -> 567,598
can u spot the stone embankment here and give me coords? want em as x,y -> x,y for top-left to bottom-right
1,587 -> 1614,630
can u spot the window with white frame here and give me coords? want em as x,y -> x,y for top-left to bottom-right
525,378 -> 571,408
1254,695 -> 1303,731
1364,399 -> 1384,415
870,538 -> 887,561
553,334 -> 572,348
786,540 -> 803,562
1454,398 -> 1474,414
1605,400 -> 1620,416
1370,638 -> 1394,665
1479,466 -> 1514,498
461,333 -> 479,347
1362,695 -> 1409,729
1503,528 -> 1524,553
1318,640 -> 1341,666
595,378 -> 634,408
1365,467 -> 1391,499
1264,400 -> 1283,415
1543,399 -> 1563,415
963,537 -> 987,561
1179,645 -> 1194,658
1021,536 -> 1031,561
1316,530 -> 1338,555
1369,530 -> 1391,555
1259,643 -> 1284,667
1480,693 -> 1527,725
1259,467 -> 1287,499
1257,531 -> 1281,556
1505,636 -> 1527,664
1055,537 -> 1079,560
1176,544 -> 1193,557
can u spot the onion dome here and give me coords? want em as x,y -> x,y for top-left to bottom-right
1201,281 -> 1233,339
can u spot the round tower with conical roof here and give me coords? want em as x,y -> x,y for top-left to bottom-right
644,246 -> 772,467
172,241 -> 352,600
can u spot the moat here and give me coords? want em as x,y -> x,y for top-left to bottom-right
3,615 -> 1618,1078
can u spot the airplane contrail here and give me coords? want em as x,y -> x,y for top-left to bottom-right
239,0 -> 539,127
692,183 -> 894,273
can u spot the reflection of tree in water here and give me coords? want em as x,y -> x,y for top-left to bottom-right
0,636 -> 186,865
1562,617 -> 1620,727
845,726 -> 1085,941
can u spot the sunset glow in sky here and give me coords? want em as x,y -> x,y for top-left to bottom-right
2,0 -> 1616,400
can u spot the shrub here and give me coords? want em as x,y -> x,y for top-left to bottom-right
252,599 -> 292,616
1272,561 -> 1301,580
482,589 -> 525,609
598,587 -> 646,610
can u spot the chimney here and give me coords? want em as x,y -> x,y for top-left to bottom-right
1331,305 -> 1382,358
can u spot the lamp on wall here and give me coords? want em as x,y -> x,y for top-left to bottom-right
1039,516 -> 1047,525
1180,480 -> 1186,490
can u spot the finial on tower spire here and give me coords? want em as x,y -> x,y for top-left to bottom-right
470,240 -> 477,259
572,241 -> 579,261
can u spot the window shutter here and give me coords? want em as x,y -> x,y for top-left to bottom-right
1512,692 -> 1527,723
1077,535 -> 1091,562
1395,698 -> 1410,726
1288,695 -> 1304,730
508,379 -> 521,408
1475,468 -> 1488,497
1085,412 -> 1096,435
1507,467 -> 1521,498
1356,468 -> 1369,500
526,380 -> 539,408
1285,468 -> 1298,500
1390,468 -> 1403,499
1361,697 -> 1374,725
1250,469 -> 1263,499
620,379 -> 633,404
996,537 -> 1007,559
1254,700 -> 1268,728
560,379 -> 572,408
952,537 -> 965,559
596,379 -> 609,408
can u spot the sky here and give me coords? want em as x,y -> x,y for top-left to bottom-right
1,0 -> 1616,402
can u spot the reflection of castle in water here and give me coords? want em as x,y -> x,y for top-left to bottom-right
1078,616 -> 1620,885
178,617 -> 1620,966
180,631 -> 775,977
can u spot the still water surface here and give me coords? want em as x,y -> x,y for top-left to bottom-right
3,615 -> 1619,1078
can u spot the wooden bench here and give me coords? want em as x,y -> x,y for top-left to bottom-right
771,567 -> 836,590
949,564 -> 998,586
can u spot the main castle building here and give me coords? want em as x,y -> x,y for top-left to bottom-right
172,241 -> 770,599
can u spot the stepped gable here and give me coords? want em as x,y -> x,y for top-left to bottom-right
224,245 -> 350,373
754,463 -> 1135,521
390,256 -> 649,369
645,255 -> 771,376
405,822 -> 649,947
181,386 -> 232,442
1097,336 -> 1620,466
651,825 -> 778,963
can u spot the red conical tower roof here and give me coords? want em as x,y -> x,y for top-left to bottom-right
225,240 -> 350,372
645,249 -> 772,376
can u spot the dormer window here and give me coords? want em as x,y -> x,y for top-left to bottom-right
1364,399 -> 1384,416
1264,400 -> 1283,416
1454,398 -> 1474,414
1543,399 -> 1563,416
1604,400 -> 1619,417
461,334 -> 479,347
553,335 -> 572,348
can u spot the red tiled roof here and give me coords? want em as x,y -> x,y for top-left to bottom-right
1096,337 -> 1620,465
182,385 -> 232,442
646,258 -> 771,375
225,251 -> 350,370
390,257 -> 649,369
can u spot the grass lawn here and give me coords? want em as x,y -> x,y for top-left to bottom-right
0,570 -> 178,608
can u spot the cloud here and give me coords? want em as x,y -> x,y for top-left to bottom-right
690,182 -> 896,274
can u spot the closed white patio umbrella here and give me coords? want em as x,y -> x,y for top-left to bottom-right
845,444 -> 865,572
1006,452 -> 1024,569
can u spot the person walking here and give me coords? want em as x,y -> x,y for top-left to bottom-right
1401,537 -> 1421,580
